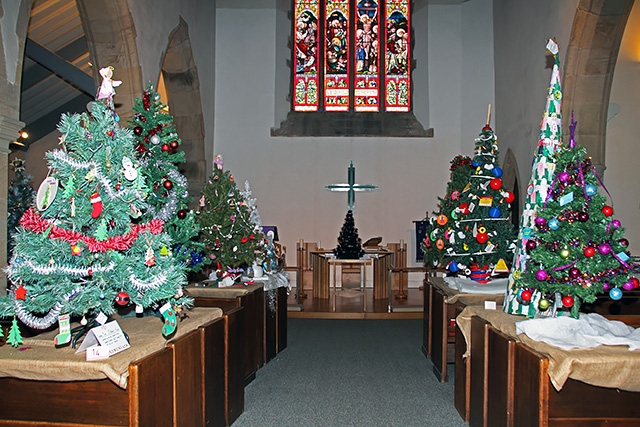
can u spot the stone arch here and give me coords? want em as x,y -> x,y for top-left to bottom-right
160,16 -> 206,200
562,0 -> 634,177
501,148 -> 521,228
76,0 -> 143,123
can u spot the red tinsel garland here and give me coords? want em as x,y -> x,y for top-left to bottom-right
20,207 -> 164,252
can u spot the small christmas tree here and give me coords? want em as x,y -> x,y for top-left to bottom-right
0,68 -> 191,342
421,155 -> 474,268
7,158 -> 35,258
197,155 -> 266,281
334,210 -> 365,259
446,121 -> 517,282
129,82 -> 207,273
513,114 -> 638,317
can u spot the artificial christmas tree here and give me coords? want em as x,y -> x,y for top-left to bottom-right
197,155 -> 266,284
0,68 -> 191,345
129,82 -> 207,273
445,121 -> 517,282
512,114 -> 638,317
334,210 -> 365,259
7,158 -> 35,258
421,155 -> 474,268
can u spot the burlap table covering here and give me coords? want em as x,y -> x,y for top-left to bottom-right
457,305 -> 640,392
185,282 -> 263,298
0,306 -> 223,389
429,276 -> 505,306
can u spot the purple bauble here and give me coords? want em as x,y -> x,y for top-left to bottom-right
535,269 -> 548,281
535,216 -> 547,227
623,281 -> 635,291
598,243 -> 611,255
603,282 -> 611,291
558,171 -> 570,182
526,240 -> 537,252
611,219 -> 621,229
569,267 -> 580,279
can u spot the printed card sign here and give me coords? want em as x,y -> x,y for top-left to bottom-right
76,320 -> 130,360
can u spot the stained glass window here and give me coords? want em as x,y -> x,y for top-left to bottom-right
292,0 -> 411,113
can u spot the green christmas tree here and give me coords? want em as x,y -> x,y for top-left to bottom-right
7,158 -> 35,258
445,123 -> 517,282
129,82 -> 207,273
197,155 -> 266,280
0,69 -> 191,342
334,210 -> 365,259
513,114 -> 638,318
421,155 -> 474,268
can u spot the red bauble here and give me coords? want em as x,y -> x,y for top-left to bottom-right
630,277 -> 640,289
602,205 -> 614,217
561,295 -> 574,308
459,202 -> 470,215
520,290 -> 532,302
163,180 -> 173,190
490,178 -> 502,190
583,246 -> 596,258
115,291 -> 130,306
170,141 -> 179,149
161,143 -> 170,152
177,209 -> 187,219
526,239 -> 537,252
133,126 -> 143,136
107,130 -> 114,137
505,191 -> 515,203
476,232 -> 489,244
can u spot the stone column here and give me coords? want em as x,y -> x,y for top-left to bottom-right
0,115 -> 25,295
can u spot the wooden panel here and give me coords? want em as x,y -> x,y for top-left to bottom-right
487,328 -> 515,427
277,286 -> 288,353
265,288 -> 278,363
513,342 -> 549,427
129,347 -> 175,427
431,287 -> 448,382
167,330 -> 203,427
200,317 -> 226,427
312,252 -> 330,299
454,308 -> 470,422
373,253 -> 392,299
224,307 -> 245,426
469,316 -> 491,427
422,277 -> 433,358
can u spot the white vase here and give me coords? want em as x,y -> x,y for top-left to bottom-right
253,261 -> 264,278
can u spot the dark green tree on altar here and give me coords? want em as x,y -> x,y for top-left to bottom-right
421,155 -> 474,268
128,82 -> 207,273
513,115 -> 638,318
0,69 -> 191,345
196,155 -> 266,278
334,210 -> 365,259
7,158 -> 35,258
446,124 -> 517,282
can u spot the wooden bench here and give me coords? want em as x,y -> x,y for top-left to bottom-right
0,307 -> 242,427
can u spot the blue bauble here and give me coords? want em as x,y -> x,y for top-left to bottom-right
489,207 -> 501,218
493,167 -> 503,178
585,184 -> 597,196
449,261 -> 459,273
609,287 -> 623,300
548,218 -> 560,230
472,159 -> 481,167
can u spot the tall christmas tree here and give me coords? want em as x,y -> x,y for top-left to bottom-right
446,120 -> 517,282
197,155 -> 266,281
512,114 -> 638,317
504,39 -> 565,316
7,158 -> 35,258
128,82 -> 207,273
421,155 -> 474,268
0,68 -> 191,344
334,210 -> 365,259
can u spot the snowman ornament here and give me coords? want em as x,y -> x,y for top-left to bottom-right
121,156 -> 138,181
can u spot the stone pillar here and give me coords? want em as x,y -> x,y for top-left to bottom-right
0,115 -> 25,295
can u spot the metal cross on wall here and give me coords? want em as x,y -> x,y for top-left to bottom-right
326,161 -> 378,211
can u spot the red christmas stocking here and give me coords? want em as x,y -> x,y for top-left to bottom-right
90,192 -> 103,218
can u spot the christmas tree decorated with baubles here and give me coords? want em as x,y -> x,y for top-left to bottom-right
7,158 -> 35,258
0,68 -> 191,346
446,114 -> 517,282
512,114 -> 638,318
334,210 -> 365,259
421,155 -> 474,268
129,82 -> 207,273
504,39 -> 566,316
197,155 -> 266,284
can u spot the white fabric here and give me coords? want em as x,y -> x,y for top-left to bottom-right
516,312 -> 640,351
443,276 -> 508,294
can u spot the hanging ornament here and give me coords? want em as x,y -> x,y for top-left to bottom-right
170,141 -> 179,150
160,245 -> 169,256
144,247 -> 156,267
122,156 -> 138,181
619,238 -> 629,247
561,295 -> 574,308
489,178 -> 502,190
448,261 -> 459,273
476,232 -> 489,244
504,191 -> 515,203
115,291 -> 130,306
538,298 -> 550,310
436,214 -> 448,226
36,176 -> 59,211
598,243 -> 611,255
559,247 -> 570,258
577,211 -> 589,222
535,269 -> 548,281
526,240 -> 537,252
161,143 -> 170,152
70,196 -> 76,217
548,218 -> 560,230
489,207 -> 501,218
584,246 -> 596,257
177,209 -> 187,219
558,171 -> 570,182
520,289 -> 532,302
585,184 -> 597,196
90,191 -> 103,218
150,135 -> 161,145
493,167 -> 503,178
133,126 -> 143,136
71,244 -> 83,256
609,287 -> 623,300
602,205 -> 614,217
163,180 -> 173,190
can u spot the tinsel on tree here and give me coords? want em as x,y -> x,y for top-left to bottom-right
421,155 -> 474,268
128,82 -> 207,273
334,210 -> 365,259
7,158 -> 35,258
512,114 -> 639,318
0,68 -> 191,345
197,155 -> 266,278
445,122 -> 517,282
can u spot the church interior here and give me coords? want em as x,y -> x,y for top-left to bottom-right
1,0 -> 640,426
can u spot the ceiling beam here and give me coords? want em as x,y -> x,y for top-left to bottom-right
22,36 -> 90,91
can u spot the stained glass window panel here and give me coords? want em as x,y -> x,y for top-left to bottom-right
324,0 -> 350,111
384,0 -> 410,112
293,0 -> 320,112
354,0 -> 381,112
